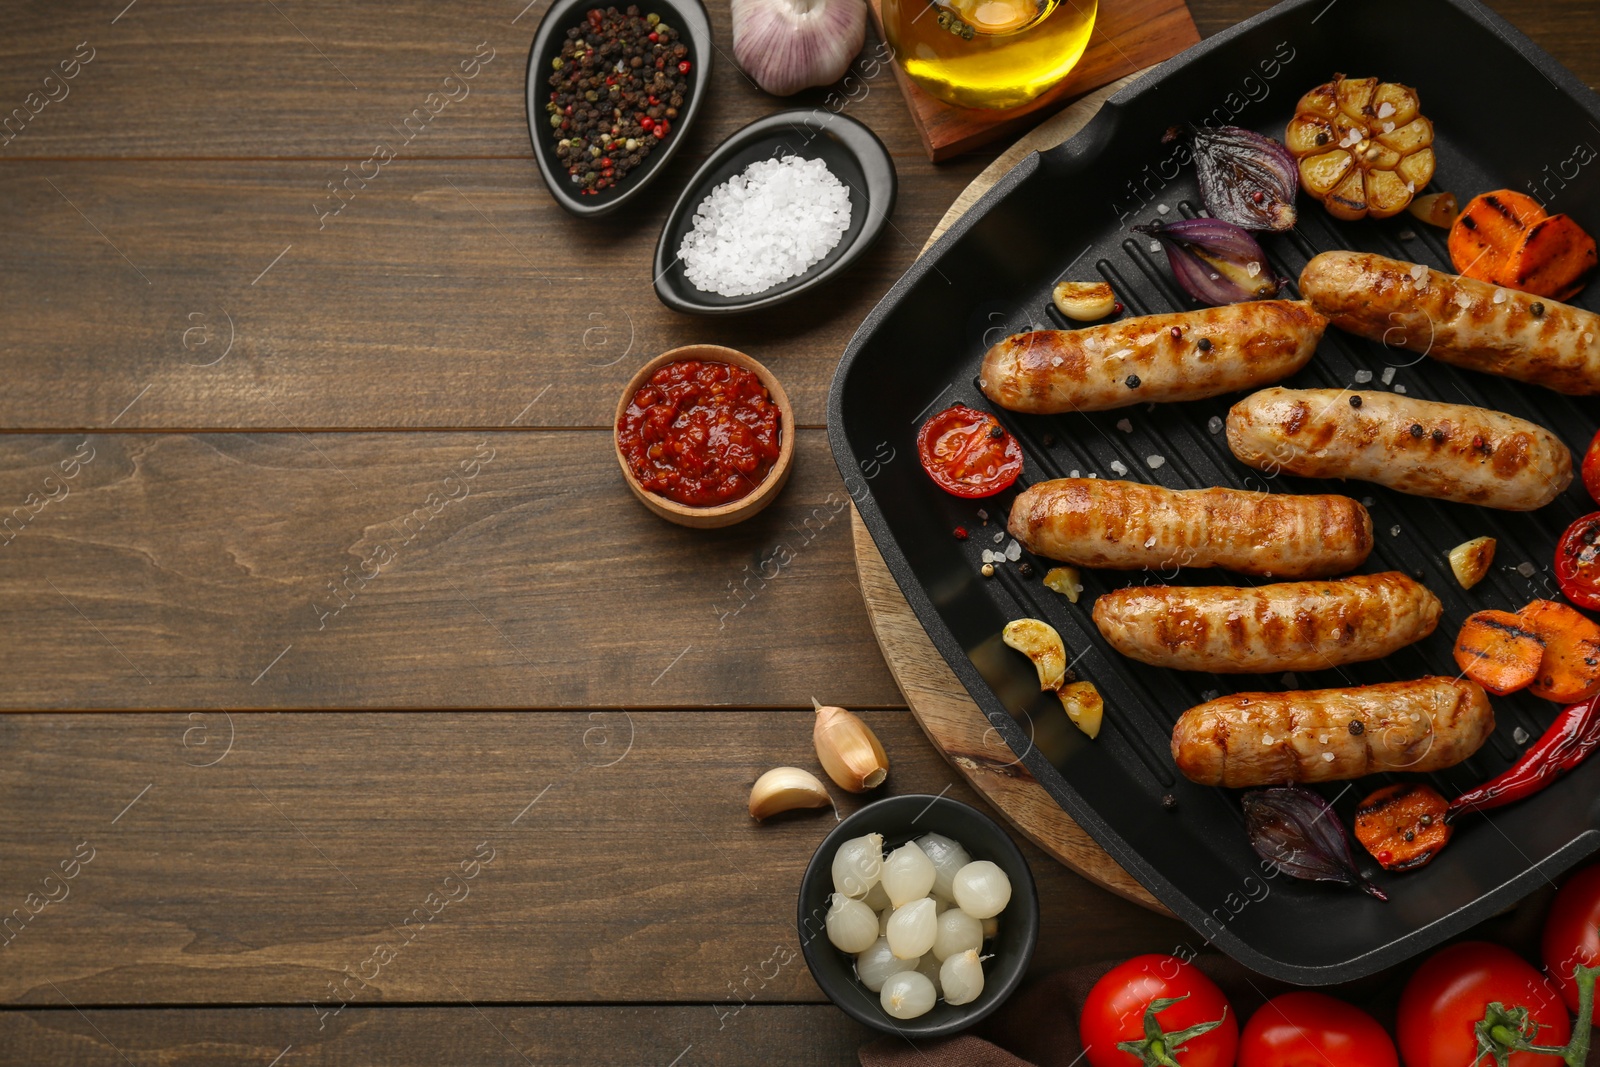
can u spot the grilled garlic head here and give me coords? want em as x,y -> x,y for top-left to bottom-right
1286,75 -> 1435,221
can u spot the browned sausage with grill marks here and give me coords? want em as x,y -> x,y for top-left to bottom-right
1006,478 -> 1373,579
1171,677 -> 1494,787
1092,572 -> 1441,674
978,300 -> 1327,414
1299,250 -> 1600,395
1226,387 -> 1573,510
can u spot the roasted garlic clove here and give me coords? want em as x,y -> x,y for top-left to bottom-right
1408,191 -> 1459,229
1051,281 -> 1118,321
749,766 -> 831,820
814,701 -> 890,793
1043,566 -> 1083,603
1057,680 -> 1104,739
1002,619 -> 1067,691
1448,536 -> 1497,590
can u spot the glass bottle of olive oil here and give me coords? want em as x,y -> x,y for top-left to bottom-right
881,0 -> 1097,110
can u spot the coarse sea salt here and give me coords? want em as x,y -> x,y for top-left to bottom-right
678,155 -> 851,298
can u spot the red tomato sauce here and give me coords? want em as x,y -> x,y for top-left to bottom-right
617,360 -> 782,507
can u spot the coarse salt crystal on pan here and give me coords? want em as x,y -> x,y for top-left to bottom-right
1149,241 -> 1161,254
1394,384 -> 1407,394
1207,416 -> 1223,434
1390,525 -> 1402,537
678,155 -> 852,298
992,531 -> 1004,543
981,549 -> 995,563
1110,460 -> 1128,475
1518,561 -> 1536,577
1070,469 -> 1080,478
1157,204 -> 1170,215
1146,455 -> 1165,469
1005,541 -> 1021,562
1382,367 -> 1396,385
1354,369 -> 1373,383
1116,418 -> 1133,433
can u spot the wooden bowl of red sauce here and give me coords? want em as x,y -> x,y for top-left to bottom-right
614,345 -> 795,528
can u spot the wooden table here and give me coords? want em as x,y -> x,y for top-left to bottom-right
0,2 -> 1595,1062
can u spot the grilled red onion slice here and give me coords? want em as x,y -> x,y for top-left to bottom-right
1243,786 -> 1388,901
1134,218 -> 1286,306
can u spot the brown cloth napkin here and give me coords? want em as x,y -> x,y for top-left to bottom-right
859,952 -> 1600,1067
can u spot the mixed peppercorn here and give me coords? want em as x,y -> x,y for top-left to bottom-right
544,6 -> 692,195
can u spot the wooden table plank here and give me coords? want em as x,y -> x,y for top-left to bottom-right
0,710 -> 1187,1005
0,1004 -> 874,1067
0,155 -> 980,432
0,429 -> 910,709
0,1 -> 1592,161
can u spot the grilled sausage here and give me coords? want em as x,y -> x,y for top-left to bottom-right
979,300 -> 1327,414
1226,387 -> 1573,510
1299,250 -> 1600,395
1171,677 -> 1494,787
1007,478 -> 1372,579
1092,572 -> 1441,674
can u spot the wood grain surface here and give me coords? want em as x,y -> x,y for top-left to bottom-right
863,0 -> 1198,160
0,711 -> 1184,1005
0,0 -> 1596,1063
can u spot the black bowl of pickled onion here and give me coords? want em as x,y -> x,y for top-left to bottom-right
613,344 -> 795,527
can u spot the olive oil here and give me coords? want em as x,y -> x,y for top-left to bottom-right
882,0 -> 1097,110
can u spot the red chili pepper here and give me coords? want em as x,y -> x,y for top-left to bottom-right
1448,693 -> 1600,820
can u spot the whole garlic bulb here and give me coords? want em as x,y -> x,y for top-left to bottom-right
732,0 -> 867,97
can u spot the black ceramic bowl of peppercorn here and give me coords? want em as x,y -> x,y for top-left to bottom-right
525,0 -> 711,218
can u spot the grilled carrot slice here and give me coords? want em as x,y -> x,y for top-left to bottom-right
1448,189 -> 1546,282
1505,213 -> 1598,301
1518,599 -> 1600,703
1355,783 -> 1452,871
1453,609 -> 1545,695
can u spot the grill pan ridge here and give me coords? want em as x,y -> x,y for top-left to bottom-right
829,0 -> 1600,983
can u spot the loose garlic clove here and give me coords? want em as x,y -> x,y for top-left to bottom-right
1002,619 -> 1068,691
831,832 -> 884,899
1057,680 -> 1104,740
952,861 -> 1012,920
886,897 -> 938,959
813,701 -> 890,793
748,766 -> 831,821
1448,536 -> 1496,590
939,949 -> 987,1005
882,843 -> 937,907
825,893 -> 880,954
1052,280 -> 1118,321
880,970 -> 937,1020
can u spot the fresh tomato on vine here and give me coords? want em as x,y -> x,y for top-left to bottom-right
1397,942 -> 1570,1067
1554,513 -> 1600,612
915,404 -> 1023,499
1080,954 -> 1238,1067
1239,992 -> 1396,1067
1542,863 -> 1600,1012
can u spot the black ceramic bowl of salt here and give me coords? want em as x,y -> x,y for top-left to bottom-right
652,108 -> 898,315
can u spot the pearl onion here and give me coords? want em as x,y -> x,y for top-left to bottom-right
914,950 -> 943,985
881,843 -> 937,907
885,897 -> 937,959
931,906 -> 983,961
861,879 -> 891,912
825,893 -> 880,954
831,833 -> 883,899
914,832 -> 973,901
855,937 -> 917,993
952,860 -> 1012,919
880,970 -> 937,1020
939,948 -> 986,1006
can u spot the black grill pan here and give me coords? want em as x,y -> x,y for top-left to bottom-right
829,0 -> 1600,984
